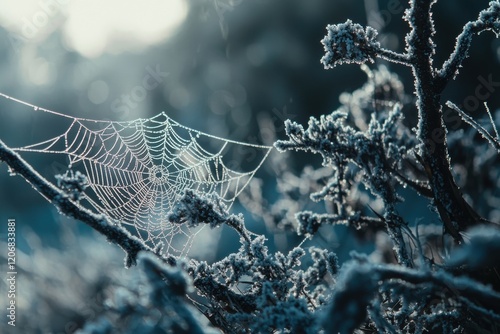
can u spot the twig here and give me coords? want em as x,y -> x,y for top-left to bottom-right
446,101 -> 500,152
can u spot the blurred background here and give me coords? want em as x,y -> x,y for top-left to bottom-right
0,0 -> 499,331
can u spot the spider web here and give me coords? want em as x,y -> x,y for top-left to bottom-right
1,94 -> 272,257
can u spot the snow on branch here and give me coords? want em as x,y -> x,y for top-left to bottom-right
437,1 -> 500,87
321,19 -> 381,68
324,256 -> 500,333
275,105 -> 417,266
168,189 -> 251,244
275,105 -> 408,206
320,20 -> 410,68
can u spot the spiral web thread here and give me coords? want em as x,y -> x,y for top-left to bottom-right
1,93 -> 272,257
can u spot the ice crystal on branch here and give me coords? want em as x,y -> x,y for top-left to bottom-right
55,170 -> 88,201
275,104 -> 411,208
321,19 -> 380,68
169,189 -> 238,230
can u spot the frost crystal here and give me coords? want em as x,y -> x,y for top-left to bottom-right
55,170 -> 89,201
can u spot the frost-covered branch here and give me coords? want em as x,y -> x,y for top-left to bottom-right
403,0 -> 488,240
446,101 -> 500,152
169,189 -> 252,244
0,139 -> 150,267
320,19 -> 411,68
168,191 -> 340,333
318,0 -> 492,242
437,1 -> 500,88
376,265 -> 500,312
324,252 -> 500,334
295,211 -> 385,237
275,105 -> 416,266
79,252 -> 218,334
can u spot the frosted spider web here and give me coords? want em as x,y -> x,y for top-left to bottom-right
0,93 -> 272,257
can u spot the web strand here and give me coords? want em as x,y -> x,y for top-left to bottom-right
0,93 -> 273,257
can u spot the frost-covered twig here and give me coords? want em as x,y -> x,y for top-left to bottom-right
375,265 -> 500,312
168,191 -> 339,333
78,252 -> 218,334
325,257 -> 500,333
437,1 -> 500,88
446,101 -> 500,153
137,253 -> 214,334
169,189 -> 252,245
320,19 -> 411,68
275,105 -> 414,266
295,211 -> 385,237
377,48 -> 412,66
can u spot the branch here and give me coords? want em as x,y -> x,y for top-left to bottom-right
376,265 -> 500,313
377,48 -> 412,66
436,1 -> 500,89
391,168 -> 433,198
320,19 -> 412,68
404,0 -> 486,241
446,101 -> 500,152
0,139 -> 152,267
295,211 -> 385,237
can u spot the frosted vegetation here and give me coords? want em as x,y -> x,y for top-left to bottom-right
1,1 -> 500,333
